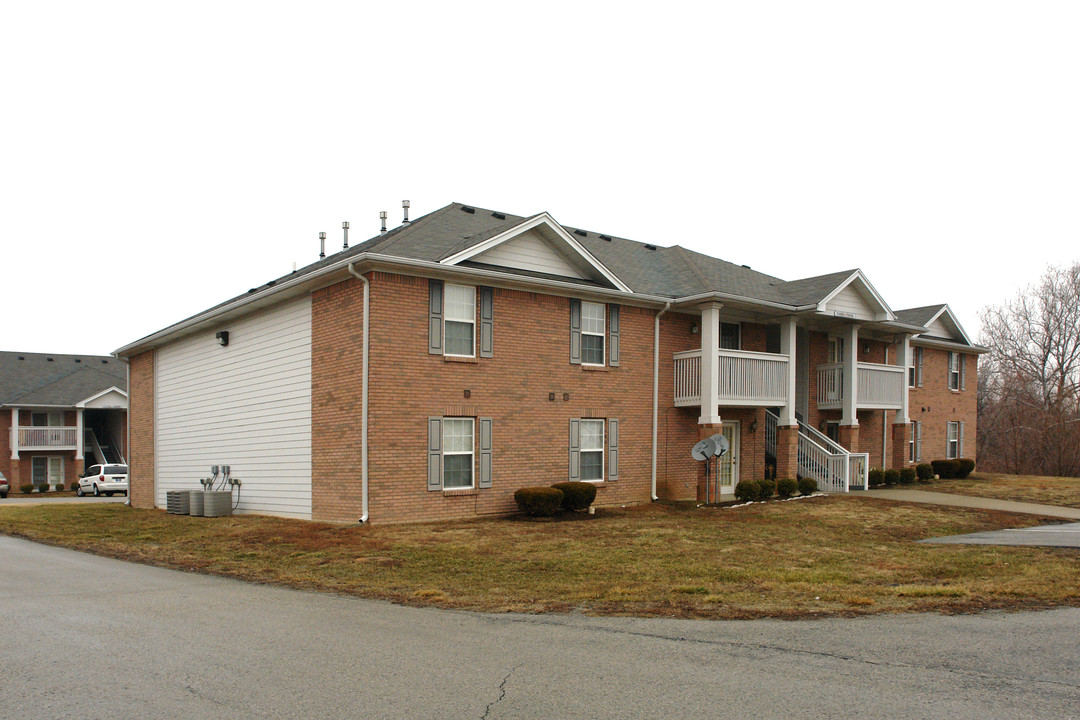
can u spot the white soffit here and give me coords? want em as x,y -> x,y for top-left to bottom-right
818,270 -> 896,322
439,213 -> 632,292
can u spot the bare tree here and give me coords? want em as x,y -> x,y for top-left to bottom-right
978,263 -> 1080,476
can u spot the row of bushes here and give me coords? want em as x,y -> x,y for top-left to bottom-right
734,476 -> 818,502
19,484 -> 71,493
868,467 -> 920,486
932,458 -> 975,479
514,481 -> 598,517
868,458 -> 976,486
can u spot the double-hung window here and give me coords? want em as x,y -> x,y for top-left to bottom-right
442,418 -> 475,489
909,421 -> 921,462
579,419 -> 605,481
444,285 -> 476,357
948,352 -> 960,390
720,322 -> 740,350
581,302 -> 606,365
946,421 -> 959,459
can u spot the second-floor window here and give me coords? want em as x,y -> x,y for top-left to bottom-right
948,352 -> 961,391
908,347 -> 922,388
720,322 -> 740,350
581,301 -> 606,365
444,284 -> 476,357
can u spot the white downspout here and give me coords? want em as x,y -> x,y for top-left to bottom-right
347,263 -> 370,523
651,302 -> 672,501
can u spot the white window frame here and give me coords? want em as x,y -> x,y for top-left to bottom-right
580,301 -> 606,366
443,284 -> 476,358
441,417 -> 475,489
948,352 -> 960,391
827,335 -> 844,364
31,456 -> 64,487
908,348 -> 917,388
909,421 -> 919,462
579,418 -> 605,482
946,421 -> 959,459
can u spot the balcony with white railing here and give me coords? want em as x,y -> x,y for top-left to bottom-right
15,426 -> 78,450
674,349 -> 790,407
816,362 -> 905,410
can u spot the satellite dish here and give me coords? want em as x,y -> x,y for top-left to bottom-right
692,438 -> 717,461
709,433 -> 730,457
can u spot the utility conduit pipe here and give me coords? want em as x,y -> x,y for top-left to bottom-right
347,263 -> 370,523
651,302 -> 672,500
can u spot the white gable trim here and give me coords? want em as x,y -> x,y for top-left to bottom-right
917,305 -> 972,345
817,270 -> 896,322
439,213 -> 632,293
76,386 -> 129,409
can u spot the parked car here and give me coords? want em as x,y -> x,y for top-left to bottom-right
0,470 -> 8,498
77,464 -> 128,497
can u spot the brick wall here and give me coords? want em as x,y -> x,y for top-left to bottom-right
907,346 -> 978,464
128,350 -> 155,508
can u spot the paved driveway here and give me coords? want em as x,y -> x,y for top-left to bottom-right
1,536 -> 1078,719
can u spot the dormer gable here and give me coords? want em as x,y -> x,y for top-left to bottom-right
917,305 -> 972,345
817,270 -> 896,322
439,213 -> 632,292
77,386 -> 128,409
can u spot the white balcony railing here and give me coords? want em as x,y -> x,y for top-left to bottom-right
17,426 -> 78,449
816,362 -> 905,410
674,349 -> 789,407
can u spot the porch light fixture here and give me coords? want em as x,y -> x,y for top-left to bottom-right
749,419 -> 757,433
690,323 -> 699,335
216,331 -> 229,347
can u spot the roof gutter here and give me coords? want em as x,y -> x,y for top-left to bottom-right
651,301 -> 672,501
347,262 -> 370,524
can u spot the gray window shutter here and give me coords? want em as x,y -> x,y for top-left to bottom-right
569,299 -> 582,365
948,352 -> 954,388
608,304 -> 620,367
958,421 -> 965,457
916,347 -> 923,387
479,287 -> 494,359
568,419 -> 580,480
428,280 -> 444,355
915,421 -> 922,461
427,417 -> 442,491
608,418 -> 619,481
960,354 -> 966,390
478,417 -> 493,488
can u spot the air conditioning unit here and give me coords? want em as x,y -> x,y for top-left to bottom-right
166,491 -> 191,515
189,490 -> 205,517
202,490 -> 233,517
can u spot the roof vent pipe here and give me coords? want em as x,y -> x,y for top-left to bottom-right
343,221 -> 350,249
379,211 -> 388,234
402,200 -> 411,224
319,232 -> 326,259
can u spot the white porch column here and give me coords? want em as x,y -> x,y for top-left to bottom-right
842,324 -> 859,426
698,302 -> 723,425
779,316 -> 798,426
894,335 -> 911,424
10,408 -> 18,460
76,408 -> 84,460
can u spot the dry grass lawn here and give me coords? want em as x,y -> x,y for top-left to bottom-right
929,472 -> 1080,508
2,495 -> 1078,620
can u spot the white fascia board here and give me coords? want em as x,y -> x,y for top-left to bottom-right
918,304 -> 973,346
438,213 -> 633,293
912,336 -> 988,354
815,270 -> 896,321
75,386 -> 129,408
671,290 -> 814,313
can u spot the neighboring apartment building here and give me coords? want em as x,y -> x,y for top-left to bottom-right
1,352 -> 128,491
115,202 -> 984,523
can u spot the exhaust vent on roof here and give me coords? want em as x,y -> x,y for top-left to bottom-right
75,358 -> 81,363
461,206 -> 475,214
644,244 -> 657,251
574,229 -> 587,237
47,357 -> 53,362
599,234 -> 612,241
742,264 -> 751,269
492,212 -> 505,220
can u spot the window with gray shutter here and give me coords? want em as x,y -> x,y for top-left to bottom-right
958,421 -> 965,457
569,299 -> 582,365
568,418 -> 580,480
478,417 -> 493,488
427,417 -> 442,491
608,418 -> 619,481
915,421 -> 922,461
428,280 -> 444,355
960,354 -> 966,391
608,304 -> 620,367
916,347 -> 923,387
479,287 -> 494,358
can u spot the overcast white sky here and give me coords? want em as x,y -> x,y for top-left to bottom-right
3,1 -> 1077,356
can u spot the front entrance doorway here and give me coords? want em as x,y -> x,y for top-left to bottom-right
716,421 -> 740,495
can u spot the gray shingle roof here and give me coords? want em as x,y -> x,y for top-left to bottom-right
895,305 -> 947,328
0,352 -> 127,407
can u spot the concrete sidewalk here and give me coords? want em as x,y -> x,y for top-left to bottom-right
860,488 -> 1080,520
921,522 -> 1080,548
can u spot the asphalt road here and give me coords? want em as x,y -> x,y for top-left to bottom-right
2,536 -> 1078,719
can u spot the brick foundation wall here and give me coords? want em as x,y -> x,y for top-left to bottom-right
128,350 -> 156,508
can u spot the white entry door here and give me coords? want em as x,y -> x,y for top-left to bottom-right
717,422 -> 740,494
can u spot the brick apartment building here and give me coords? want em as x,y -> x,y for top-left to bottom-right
115,202 -> 984,523
1,352 -> 128,492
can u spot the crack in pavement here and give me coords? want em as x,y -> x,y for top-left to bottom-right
481,613 -> 1080,692
481,663 -> 521,720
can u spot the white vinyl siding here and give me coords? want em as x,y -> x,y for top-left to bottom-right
154,296 -> 312,519
444,284 -> 476,357
925,317 -> 953,339
581,302 -> 605,365
824,285 -> 874,320
471,229 -> 587,279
